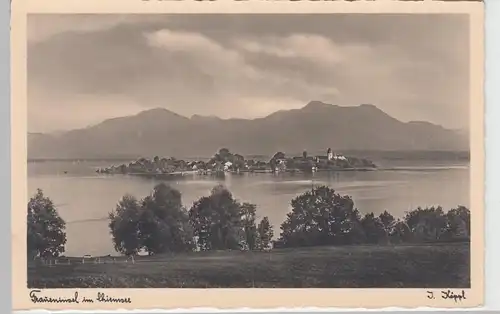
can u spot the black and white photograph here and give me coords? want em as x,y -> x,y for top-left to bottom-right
18,3 -> 483,304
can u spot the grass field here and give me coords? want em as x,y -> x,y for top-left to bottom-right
28,242 -> 470,288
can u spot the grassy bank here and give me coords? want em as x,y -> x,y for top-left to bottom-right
28,242 -> 469,288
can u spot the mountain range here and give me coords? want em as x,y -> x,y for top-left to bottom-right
28,101 -> 469,159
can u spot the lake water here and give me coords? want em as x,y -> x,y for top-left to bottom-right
28,159 -> 470,257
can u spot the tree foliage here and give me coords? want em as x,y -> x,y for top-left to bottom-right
360,213 -> 387,244
108,195 -> 142,256
27,189 -> 67,259
108,183 -> 194,256
390,220 -> 413,243
257,216 -> 274,250
404,206 -> 447,242
107,181 -> 470,255
379,210 -> 395,231
273,152 -> 286,160
276,187 -> 470,248
240,202 -> 258,250
209,148 -> 246,171
139,184 -> 194,254
444,206 -> 470,240
278,186 -> 364,247
189,185 -> 245,250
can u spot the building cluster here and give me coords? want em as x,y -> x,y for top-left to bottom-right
96,148 -> 375,176
270,148 -> 352,173
326,148 -> 347,161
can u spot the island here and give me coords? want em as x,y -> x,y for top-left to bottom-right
95,148 -> 377,178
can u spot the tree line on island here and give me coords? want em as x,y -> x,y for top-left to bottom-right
96,148 -> 377,176
27,184 -> 470,259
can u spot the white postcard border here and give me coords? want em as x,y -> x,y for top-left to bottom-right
11,0 -> 485,310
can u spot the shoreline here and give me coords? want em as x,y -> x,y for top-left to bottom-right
90,165 -> 468,178
26,165 -> 470,180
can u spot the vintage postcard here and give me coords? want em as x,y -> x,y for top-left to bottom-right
11,0 -> 484,310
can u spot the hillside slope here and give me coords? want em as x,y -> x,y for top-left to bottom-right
28,101 -> 468,159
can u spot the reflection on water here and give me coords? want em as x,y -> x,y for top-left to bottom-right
28,160 -> 470,256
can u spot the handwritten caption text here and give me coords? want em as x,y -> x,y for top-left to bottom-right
29,290 -> 132,304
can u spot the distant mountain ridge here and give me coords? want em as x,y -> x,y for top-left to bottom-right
28,101 -> 469,159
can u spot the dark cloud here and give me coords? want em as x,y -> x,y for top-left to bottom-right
28,14 -> 469,132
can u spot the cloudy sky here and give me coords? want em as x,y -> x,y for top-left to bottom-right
27,14 -> 469,133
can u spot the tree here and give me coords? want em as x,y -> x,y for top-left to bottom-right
378,210 -> 395,232
270,159 -> 276,171
218,148 -> 232,162
119,164 -> 127,174
108,195 -> 142,256
139,183 -> 194,254
272,152 -> 286,160
27,189 -> 67,259
404,206 -> 447,242
360,213 -> 388,244
108,183 -> 194,256
278,186 -> 363,247
233,154 -> 246,171
444,206 -> 470,239
219,148 -> 230,156
189,185 -> 244,250
302,150 -> 308,159
270,152 -> 286,172
257,216 -> 274,250
347,208 -> 366,244
240,203 -> 258,250
389,220 -> 412,243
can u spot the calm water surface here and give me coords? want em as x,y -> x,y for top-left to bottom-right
28,160 -> 470,256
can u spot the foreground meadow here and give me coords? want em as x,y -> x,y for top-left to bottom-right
28,242 -> 469,288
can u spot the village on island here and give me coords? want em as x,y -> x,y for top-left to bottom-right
96,148 -> 377,178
